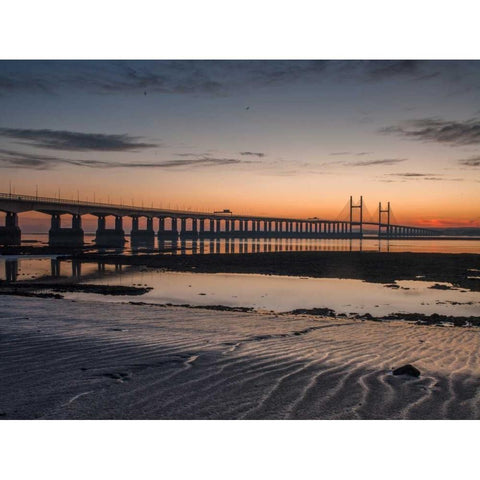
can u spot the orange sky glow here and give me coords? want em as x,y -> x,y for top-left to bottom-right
1,61 -> 479,230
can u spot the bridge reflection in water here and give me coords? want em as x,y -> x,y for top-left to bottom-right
2,237 -> 383,282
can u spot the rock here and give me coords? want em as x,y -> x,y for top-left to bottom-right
429,283 -> 454,290
392,364 -> 420,378
288,307 -> 336,317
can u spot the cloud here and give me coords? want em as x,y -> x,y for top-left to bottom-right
353,158 -> 407,166
0,127 -> 157,152
329,151 -> 371,156
174,152 -> 208,157
239,151 -> 265,157
380,117 -> 480,146
459,156 -> 480,166
391,173 -> 445,181
0,149 -> 61,169
381,172 -> 465,182
0,148 -> 254,170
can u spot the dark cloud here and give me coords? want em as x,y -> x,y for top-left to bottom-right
329,151 -> 371,156
0,127 -> 157,152
0,149 -> 60,169
380,118 -> 480,146
392,173 -> 444,181
382,172 -> 464,182
353,158 -> 407,166
459,156 -> 480,166
0,148 -> 253,170
239,151 -> 265,158
174,152 -> 208,157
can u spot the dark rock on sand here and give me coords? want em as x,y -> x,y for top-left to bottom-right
383,312 -> 480,327
287,307 -> 336,317
429,283 -> 454,290
0,282 -> 152,297
392,364 -> 421,378
357,313 -> 377,321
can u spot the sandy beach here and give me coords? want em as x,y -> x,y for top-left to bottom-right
2,294 -> 480,420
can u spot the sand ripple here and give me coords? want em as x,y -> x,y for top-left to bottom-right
1,296 -> 480,419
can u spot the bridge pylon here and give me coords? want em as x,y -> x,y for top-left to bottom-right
349,195 -> 363,237
378,201 -> 390,238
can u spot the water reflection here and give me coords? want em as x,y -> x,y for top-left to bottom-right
12,233 -> 480,255
156,237 -> 368,255
1,257 -> 125,282
5,260 -> 18,282
2,255 -> 480,318
2,237 -> 480,283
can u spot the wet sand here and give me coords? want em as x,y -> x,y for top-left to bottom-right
2,295 -> 480,419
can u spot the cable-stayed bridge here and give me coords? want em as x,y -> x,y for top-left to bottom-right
0,192 -> 434,246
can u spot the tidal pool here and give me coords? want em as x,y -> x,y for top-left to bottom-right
63,269 -> 480,317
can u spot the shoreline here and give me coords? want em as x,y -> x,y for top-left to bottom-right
1,286 -> 479,327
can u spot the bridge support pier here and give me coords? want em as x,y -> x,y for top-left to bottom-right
95,215 -> 126,247
0,212 -> 21,245
131,216 -> 155,246
158,217 -> 178,239
49,213 -> 84,246
179,217 -> 199,239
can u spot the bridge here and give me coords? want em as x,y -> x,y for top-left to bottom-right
0,192 -> 434,246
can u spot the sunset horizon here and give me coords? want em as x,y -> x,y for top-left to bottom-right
1,60 -> 479,230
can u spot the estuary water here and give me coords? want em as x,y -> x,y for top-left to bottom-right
1,256 -> 480,318
14,233 -> 480,254
2,234 -> 480,318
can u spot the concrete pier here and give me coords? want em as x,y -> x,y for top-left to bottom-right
49,213 -> 84,246
158,216 -> 179,239
95,215 -> 126,247
0,212 -> 21,245
131,215 -> 155,246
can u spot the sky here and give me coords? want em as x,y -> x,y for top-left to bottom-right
1,60 -> 480,229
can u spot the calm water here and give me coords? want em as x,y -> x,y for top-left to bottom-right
16,233 -> 480,254
1,257 -> 480,317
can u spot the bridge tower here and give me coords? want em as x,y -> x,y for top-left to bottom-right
349,196 -> 363,237
378,201 -> 390,238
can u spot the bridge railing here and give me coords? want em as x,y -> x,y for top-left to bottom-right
0,192 -> 333,222
0,192 -> 203,216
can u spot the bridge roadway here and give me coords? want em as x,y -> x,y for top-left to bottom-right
0,192 -> 435,246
